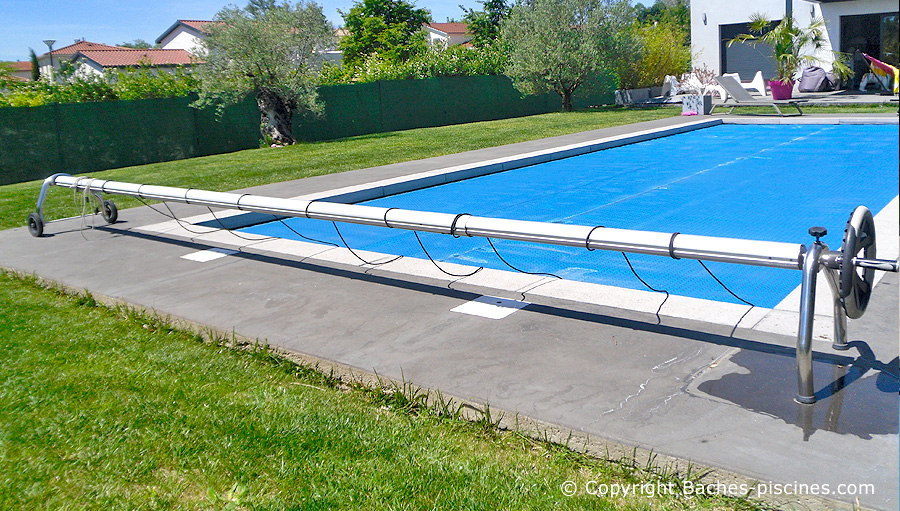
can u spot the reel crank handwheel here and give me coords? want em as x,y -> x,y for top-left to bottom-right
840,206 -> 876,319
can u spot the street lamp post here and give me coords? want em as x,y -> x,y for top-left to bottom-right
43,39 -> 55,83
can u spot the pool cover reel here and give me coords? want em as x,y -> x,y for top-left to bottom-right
29,174 -> 900,404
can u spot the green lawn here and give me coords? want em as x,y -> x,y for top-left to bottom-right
0,271 -> 765,510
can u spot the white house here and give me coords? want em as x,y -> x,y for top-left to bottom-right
38,40 -> 124,82
691,0 -> 898,87
71,49 -> 196,79
7,61 -> 32,81
425,23 -> 474,48
155,20 -> 218,56
158,20 -> 347,65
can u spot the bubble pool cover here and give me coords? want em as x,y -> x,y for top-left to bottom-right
240,124 -> 899,308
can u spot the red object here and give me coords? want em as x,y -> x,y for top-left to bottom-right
769,80 -> 794,100
863,53 -> 896,75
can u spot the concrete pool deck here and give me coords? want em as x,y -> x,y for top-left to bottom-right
2,115 -> 898,510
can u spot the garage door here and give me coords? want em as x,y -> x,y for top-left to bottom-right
720,21 -> 777,80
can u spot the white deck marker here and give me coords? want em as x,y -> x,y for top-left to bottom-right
181,248 -> 238,262
451,295 -> 529,319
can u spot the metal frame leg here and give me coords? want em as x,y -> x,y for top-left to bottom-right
797,242 -> 825,404
34,173 -> 71,221
822,267 -> 849,350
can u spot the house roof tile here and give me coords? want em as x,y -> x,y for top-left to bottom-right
43,40 -> 123,58
75,49 -> 196,68
179,20 -> 218,33
156,19 -> 220,44
427,22 -> 471,35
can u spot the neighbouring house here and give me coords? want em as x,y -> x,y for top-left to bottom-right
425,23 -> 474,48
71,49 -> 197,78
326,28 -> 350,66
691,0 -> 899,88
34,39 -> 196,82
7,61 -> 32,81
155,20 -> 219,55
37,40 -> 124,81
157,19 -> 345,65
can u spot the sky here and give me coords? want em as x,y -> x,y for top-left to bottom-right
0,0 -> 480,62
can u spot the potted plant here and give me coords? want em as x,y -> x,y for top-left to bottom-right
728,13 -> 852,100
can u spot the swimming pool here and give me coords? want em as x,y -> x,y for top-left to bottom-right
240,124 -> 899,308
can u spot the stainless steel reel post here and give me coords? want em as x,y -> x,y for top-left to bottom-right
796,206 -> 899,404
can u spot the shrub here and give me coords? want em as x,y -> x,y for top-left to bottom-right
326,43 -> 508,84
0,64 -> 200,107
618,20 -> 691,89
111,64 -> 200,100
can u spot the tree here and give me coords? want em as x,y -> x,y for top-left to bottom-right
195,1 -> 334,145
29,48 -> 40,81
616,19 -> 691,89
0,62 -> 15,89
339,0 -> 432,68
730,13 -> 852,83
461,0 -> 511,48
501,0 -> 637,111
633,0 -> 689,27
246,0 -> 278,16
119,39 -> 160,49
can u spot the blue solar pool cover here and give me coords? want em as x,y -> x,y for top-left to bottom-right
241,124 -> 900,308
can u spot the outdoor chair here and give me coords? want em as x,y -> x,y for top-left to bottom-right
722,71 -> 767,96
861,53 -> 899,94
711,75 -> 807,116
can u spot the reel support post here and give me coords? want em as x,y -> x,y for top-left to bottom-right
822,267 -> 849,351
796,236 -> 825,405
819,250 -> 849,351
799,215 -> 900,405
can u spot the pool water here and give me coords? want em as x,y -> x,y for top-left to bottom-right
240,124 -> 899,308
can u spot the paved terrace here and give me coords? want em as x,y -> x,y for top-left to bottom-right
1,115 -> 897,510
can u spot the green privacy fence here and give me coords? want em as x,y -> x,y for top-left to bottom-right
0,96 -> 259,186
0,74 -> 615,186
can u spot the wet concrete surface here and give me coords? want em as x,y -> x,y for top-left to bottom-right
696,348 -> 898,441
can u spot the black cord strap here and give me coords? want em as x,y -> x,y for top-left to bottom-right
486,238 -> 561,280
450,213 -> 470,238
383,208 -> 397,228
621,252 -> 669,325
332,221 -> 402,266
585,225 -> 604,251
277,219 -> 338,247
414,231 -> 482,278
304,200 -> 316,219
668,232 -> 680,260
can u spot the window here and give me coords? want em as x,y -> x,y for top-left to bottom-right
841,12 -> 899,86
882,13 -> 898,66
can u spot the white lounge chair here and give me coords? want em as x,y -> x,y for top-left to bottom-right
711,75 -> 807,116
667,73 -> 727,99
722,71 -> 767,96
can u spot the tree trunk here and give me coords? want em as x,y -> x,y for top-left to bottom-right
561,90 -> 573,112
256,89 -> 295,145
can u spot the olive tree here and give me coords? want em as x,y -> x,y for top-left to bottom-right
500,0 -> 636,111
195,1 -> 334,145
